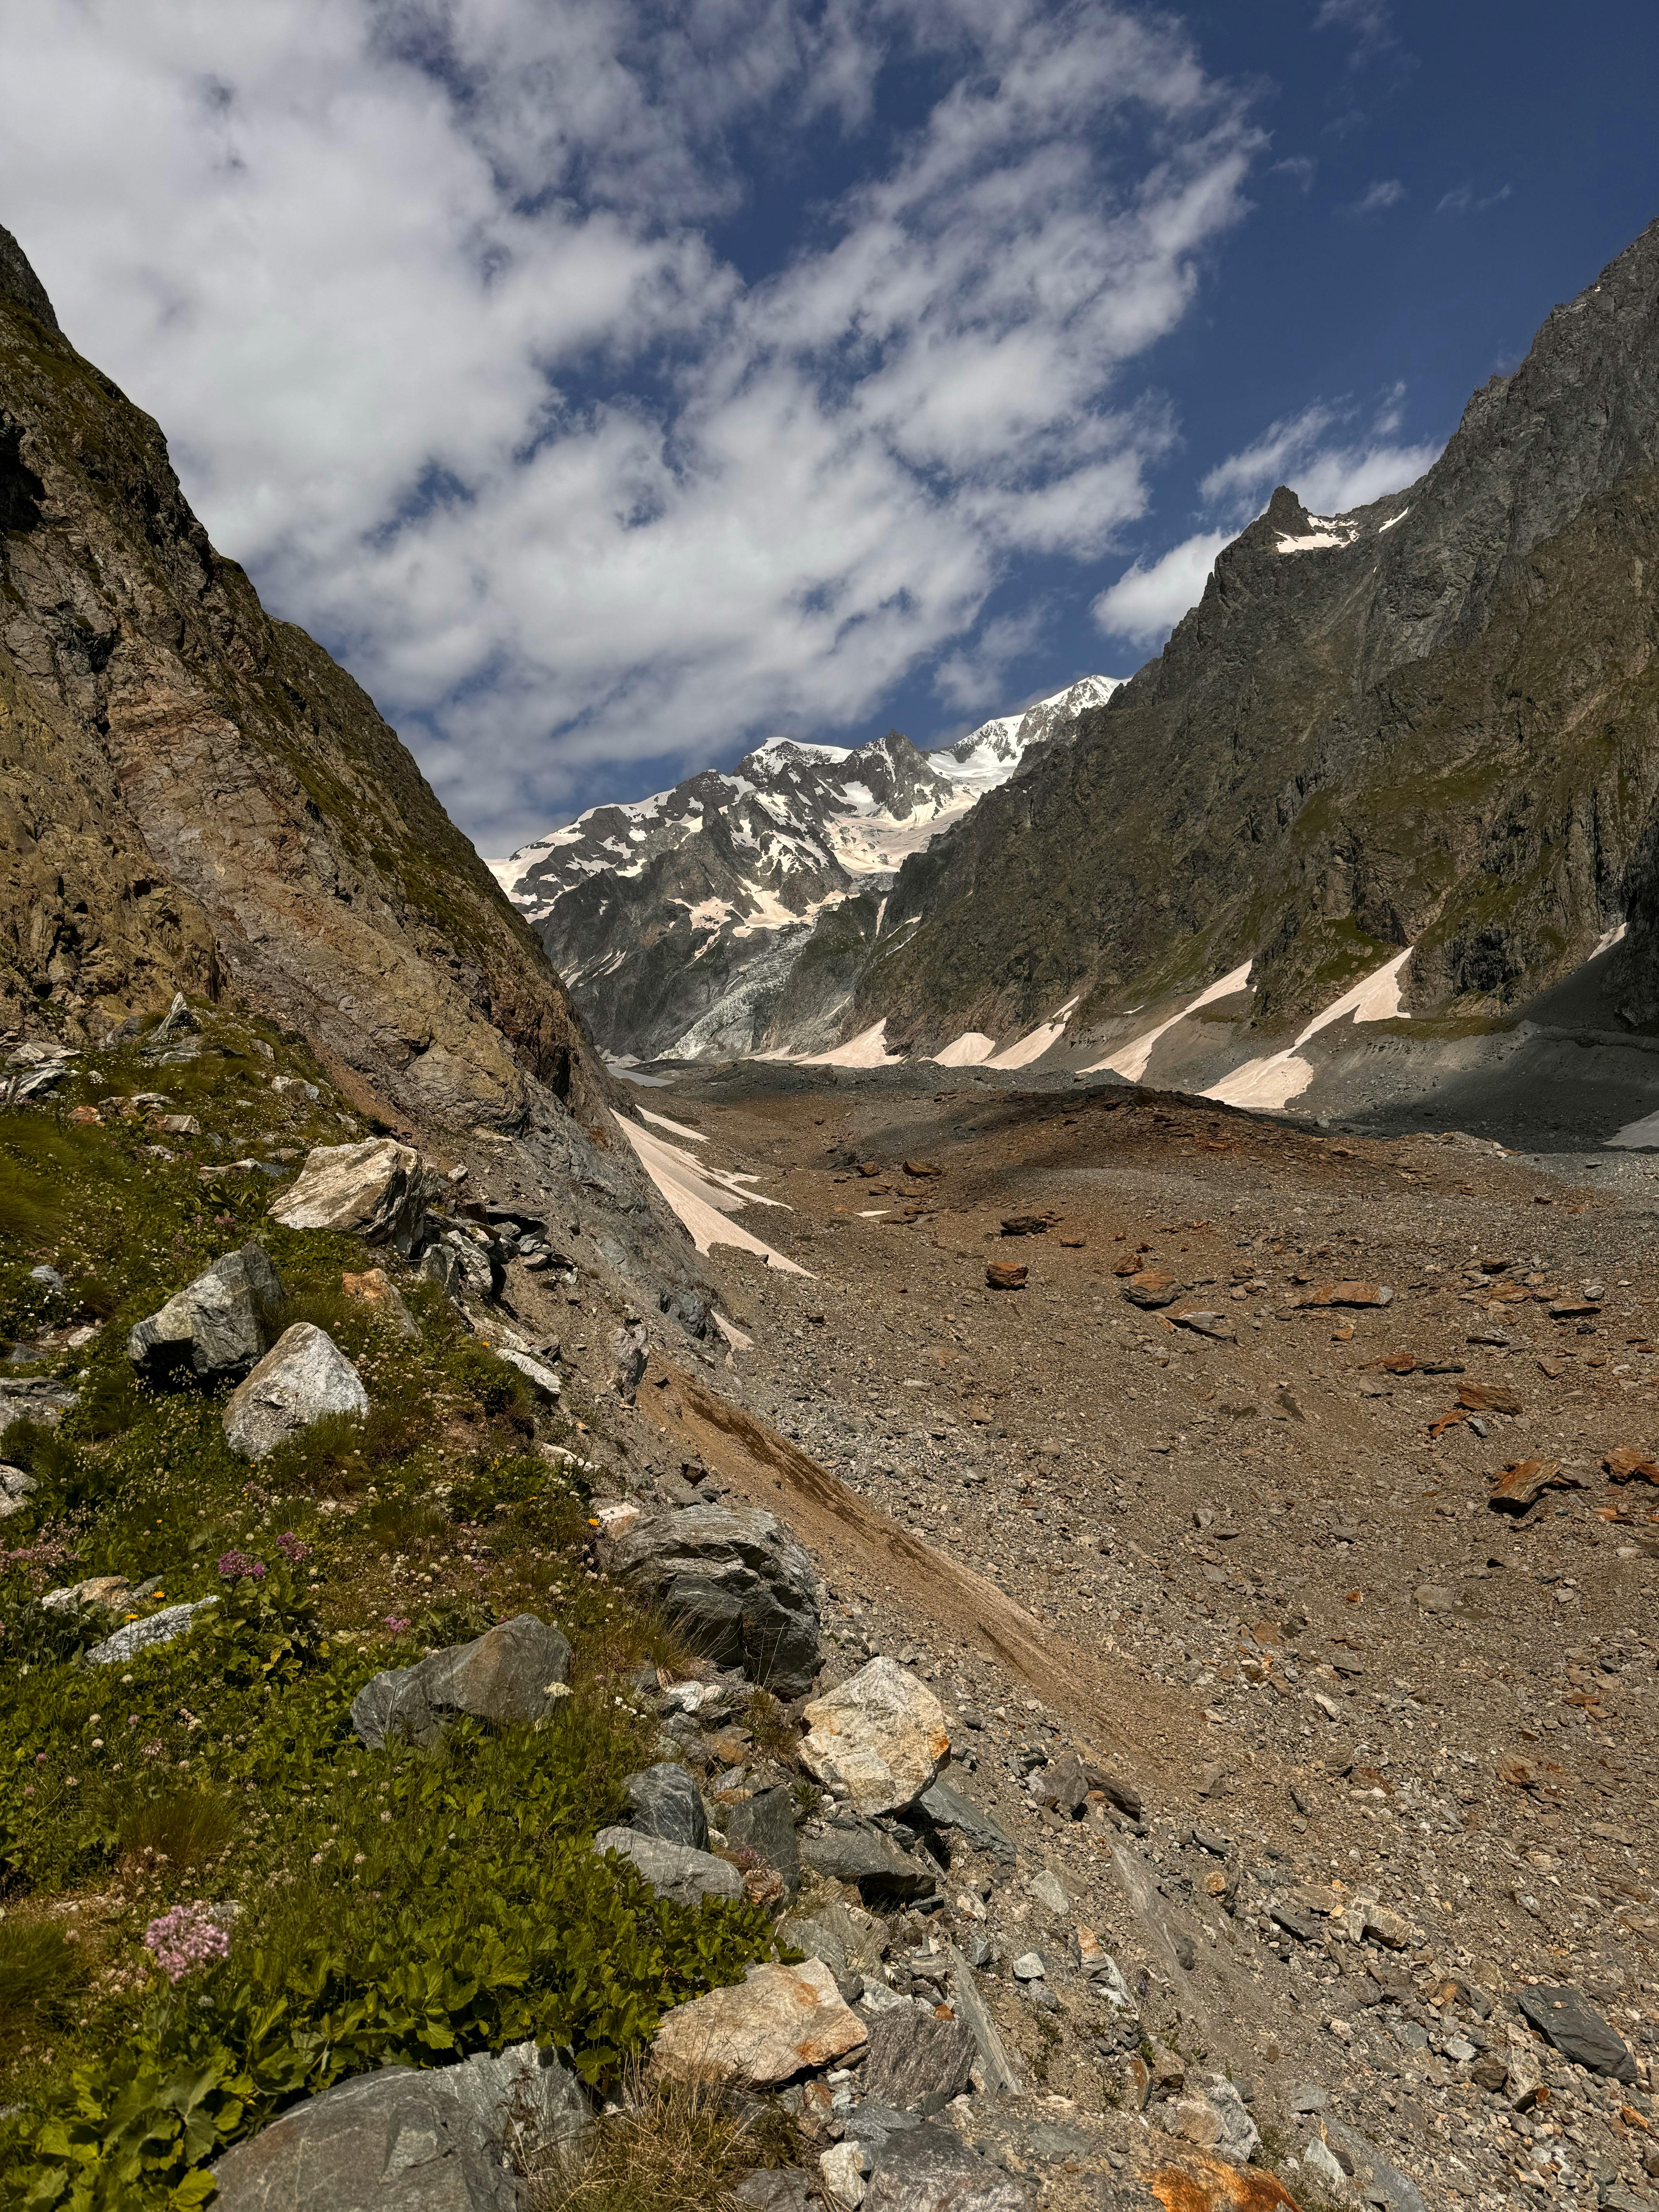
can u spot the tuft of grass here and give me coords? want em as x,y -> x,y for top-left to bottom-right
742,1691 -> 797,1763
117,1788 -> 239,1870
531,2068 -> 799,2212
0,1917 -> 89,2058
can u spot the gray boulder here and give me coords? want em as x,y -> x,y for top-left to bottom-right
208,2040 -> 587,2212
611,1504 -> 820,1696
862,2123 -> 1032,2212
732,2172 -> 813,2212
0,1375 -> 76,1432
800,1817 -> 938,1904
725,1784 -> 801,1895
224,1324 -> 369,1458
129,1244 -> 284,1384
916,1779 -> 1017,1867
1515,1984 -> 1638,2080
625,1762 -> 709,1849
270,1138 -> 443,1256
0,1462 -> 37,1518
862,2007 -> 975,2116
593,1826 -> 744,1906
351,1615 -> 574,1749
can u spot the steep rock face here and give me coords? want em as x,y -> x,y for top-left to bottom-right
495,680 -> 1115,1060
0,225 -> 600,1131
852,219 -> 1659,1050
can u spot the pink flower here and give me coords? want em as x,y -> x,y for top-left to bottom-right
144,1901 -> 230,1984
217,1549 -> 266,1581
383,1615 -> 410,1633
275,1532 -> 310,1563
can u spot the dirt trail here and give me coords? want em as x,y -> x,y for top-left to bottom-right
637,1352 -> 1206,1789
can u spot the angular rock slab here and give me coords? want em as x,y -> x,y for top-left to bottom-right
129,1243 -> 285,1384
800,1817 -> 939,1903
724,1784 -> 801,1894
653,1959 -> 866,2088
800,1657 -> 949,1815
625,1762 -> 709,1850
351,1614 -> 573,1749
593,1826 -> 743,1907
271,1138 -> 443,1255
611,1504 -> 820,1697
862,2006 -> 975,2115
861,2123 -> 1032,2212
224,1323 -> 369,1458
1515,1983 -> 1637,2080
84,1595 -> 219,1668
208,2063 -> 515,2212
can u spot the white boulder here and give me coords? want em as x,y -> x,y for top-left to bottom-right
799,1657 -> 950,1815
223,1323 -> 368,1459
270,1138 -> 442,1255
653,1959 -> 866,2088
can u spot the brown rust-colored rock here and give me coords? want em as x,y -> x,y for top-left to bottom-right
986,1261 -> 1029,1290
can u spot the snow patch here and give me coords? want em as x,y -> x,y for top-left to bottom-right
1378,507 -> 1411,534
1082,961 -> 1253,1082
639,1108 -> 708,1143
1594,920 -> 1629,958
932,1031 -> 996,1066
616,1117 -> 809,1274
803,1021 -> 904,1068
1202,948 -> 1412,1111
986,996 -> 1081,1070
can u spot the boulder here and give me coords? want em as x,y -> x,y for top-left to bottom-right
1515,1984 -> 1638,2080
342,1267 -> 419,1337
435,2039 -> 589,2158
593,1826 -> 743,1907
271,1138 -> 443,1256
915,1778 -> 1016,1865
862,2123 -> 1032,2212
723,1785 -> 801,1894
224,1324 -> 369,1458
128,1243 -> 284,1384
0,1375 -> 76,1432
1166,2078 -> 1259,2167
0,1462 -> 36,1518
208,2048 -> 580,2212
625,1762 -> 709,1849
84,1596 -> 218,1667
653,1959 -> 866,2088
611,1505 -> 820,1697
799,1659 -> 949,1815
495,1346 -> 560,1401
733,2171 -> 815,2212
800,1817 -> 938,1904
351,1615 -> 573,1749
861,2007 -> 975,2115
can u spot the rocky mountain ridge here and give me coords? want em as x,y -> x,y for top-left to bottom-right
494,678 -> 1115,1063
834,216 -> 1659,1081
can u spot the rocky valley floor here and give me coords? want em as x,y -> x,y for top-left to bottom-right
585,1062 -> 1659,2211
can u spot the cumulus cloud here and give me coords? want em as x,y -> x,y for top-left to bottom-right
1093,384 -> 1441,651
0,0 -> 1262,852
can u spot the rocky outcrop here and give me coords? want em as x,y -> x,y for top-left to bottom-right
351,1614 -> 573,1749
128,1243 -> 283,1384
270,1140 -> 442,1255
611,1505 -> 821,1696
223,1324 -> 368,1458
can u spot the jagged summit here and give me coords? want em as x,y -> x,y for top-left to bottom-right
0,222 -> 58,331
495,675 -> 1116,1060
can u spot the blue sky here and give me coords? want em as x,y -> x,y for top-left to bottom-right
2,1 -> 1657,855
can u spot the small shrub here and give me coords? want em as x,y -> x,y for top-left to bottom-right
531,2068 -> 799,2212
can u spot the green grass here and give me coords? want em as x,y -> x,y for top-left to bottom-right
0,1012 -> 775,2207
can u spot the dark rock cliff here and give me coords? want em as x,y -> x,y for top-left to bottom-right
853,217 -> 1659,1049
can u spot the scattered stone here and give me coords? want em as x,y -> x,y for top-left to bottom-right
1360,1905 -> 1413,1949
986,1263 -> 1029,1290
1010,1951 -> 1046,1980
733,2171 -> 814,2212
1123,1271 -> 1181,1308
594,1826 -> 744,1906
594,1501 -> 642,1539
821,2139 -> 869,2207
1299,1281 -> 1393,1308
1168,1306 -> 1236,1340
625,1762 -> 709,1849
1270,1901 -> 1322,1945
1605,1446 -> 1659,1484
1458,1382 -> 1522,1415
799,1657 -> 949,1815
270,1137 -> 443,1255
1515,1984 -> 1638,2080
41,1573 -> 131,1612
652,1959 -> 867,2088
1487,1458 -> 1586,1513
861,2006 -> 975,2114
1167,2078 -> 1259,2167
1026,1869 -> 1068,1916
800,1817 -> 939,1903
861,2123 -> 1031,2212
496,1344 -> 562,1400
128,1243 -> 284,1385
84,1596 -> 218,1667
342,1267 -> 418,1336
1469,2053 -> 1509,2093
351,1614 -> 573,1748
613,1505 -> 821,1698
1288,2084 -> 1329,2114
1412,1584 -> 1456,1613
915,1777 -> 1017,1865
1319,2117 -> 1427,2212
0,1375 -> 77,1431
223,1322 -> 368,1458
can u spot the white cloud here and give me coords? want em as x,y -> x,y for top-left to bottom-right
1091,530 -> 1229,646
1437,182 -> 1511,215
1340,177 -> 1406,216
0,0 -> 1262,852
1312,0 -> 1398,66
1094,384 -> 1441,651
